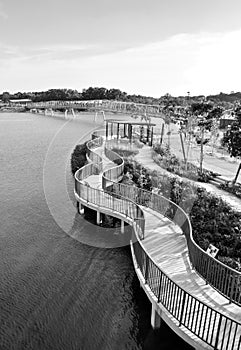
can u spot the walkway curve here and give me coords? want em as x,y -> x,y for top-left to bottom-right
74,133 -> 241,350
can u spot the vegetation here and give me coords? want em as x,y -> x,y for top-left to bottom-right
71,143 -> 88,175
152,143 -> 217,182
208,91 -> 241,103
123,158 -> 241,271
219,182 -> 241,200
0,87 -> 159,104
188,102 -> 223,174
122,159 -> 153,191
222,105 -> 241,184
3,87 -> 241,107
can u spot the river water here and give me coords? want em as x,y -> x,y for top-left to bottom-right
0,112 -> 191,350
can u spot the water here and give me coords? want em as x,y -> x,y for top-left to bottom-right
0,112 -> 192,349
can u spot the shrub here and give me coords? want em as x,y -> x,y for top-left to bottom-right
71,142 -> 88,175
153,144 -> 217,183
219,182 -> 241,200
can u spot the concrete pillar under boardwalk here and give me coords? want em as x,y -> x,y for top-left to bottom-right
77,202 -> 85,214
151,303 -> 161,329
121,220 -> 125,233
96,210 -> 101,225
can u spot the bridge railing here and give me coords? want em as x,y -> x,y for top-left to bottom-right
103,144 -> 241,306
75,180 -> 144,223
133,238 -> 241,350
74,133 -> 145,240
26,99 -> 163,116
74,133 -> 241,348
86,136 -> 103,173
102,145 -> 124,189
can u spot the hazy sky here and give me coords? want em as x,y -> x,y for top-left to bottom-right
0,0 -> 241,97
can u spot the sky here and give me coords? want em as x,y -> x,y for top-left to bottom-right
0,0 -> 241,97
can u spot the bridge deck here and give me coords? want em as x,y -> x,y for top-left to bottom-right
81,144 -> 241,349
142,207 -> 241,318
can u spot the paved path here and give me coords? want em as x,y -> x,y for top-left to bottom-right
135,146 -> 241,212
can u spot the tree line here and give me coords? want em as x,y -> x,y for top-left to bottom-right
2,87 -> 241,106
0,87 -> 160,104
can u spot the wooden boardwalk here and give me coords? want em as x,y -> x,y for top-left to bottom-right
75,141 -> 241,350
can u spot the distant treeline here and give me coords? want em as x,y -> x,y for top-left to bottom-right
1,88 -> 161,104
1,87 -> 241,105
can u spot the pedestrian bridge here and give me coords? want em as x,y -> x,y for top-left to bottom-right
25,99 -> 163,118
74,132 -> 241,350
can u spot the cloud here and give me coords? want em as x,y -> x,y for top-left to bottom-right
0,43 -> 122,63
1,29 -> 241,96
0,2 -> 8,19
83,29 -> 241,96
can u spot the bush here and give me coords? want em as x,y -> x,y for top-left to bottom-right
219,182 -> 241,199
153,144 -> 217,182
71,142 -> 88,175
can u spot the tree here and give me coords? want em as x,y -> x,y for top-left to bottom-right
191,101 -> 214,174
1,91 -> 10,103
161,94 -> 176,149
71,143 -> 88,175
222,105 -> 241,184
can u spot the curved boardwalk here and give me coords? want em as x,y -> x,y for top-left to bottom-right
74,135 -> 241,350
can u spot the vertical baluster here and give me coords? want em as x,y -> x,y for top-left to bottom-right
179,291 -> 187,326
214,315 -> 223,350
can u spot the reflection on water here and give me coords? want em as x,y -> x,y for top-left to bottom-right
0,113 -> 192,349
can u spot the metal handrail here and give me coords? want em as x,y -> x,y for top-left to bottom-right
102,146 -> 124,188
74,134 -> 145,240
132,238 -> 241,350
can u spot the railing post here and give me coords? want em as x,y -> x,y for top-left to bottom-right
157,273 -> 163,302
214,315 -> 223,350
229,274 -> 235,304
206,258 -> 210,285
145,255 -> 149,284
86,185 -> 89,203
179,291 -> 187,326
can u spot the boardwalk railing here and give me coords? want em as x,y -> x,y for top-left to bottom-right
74,133 -> 241,349
86,136 -> 103,173
133,238 -> 241,350
74,135 -> 145,239
102,145 -> 124,189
